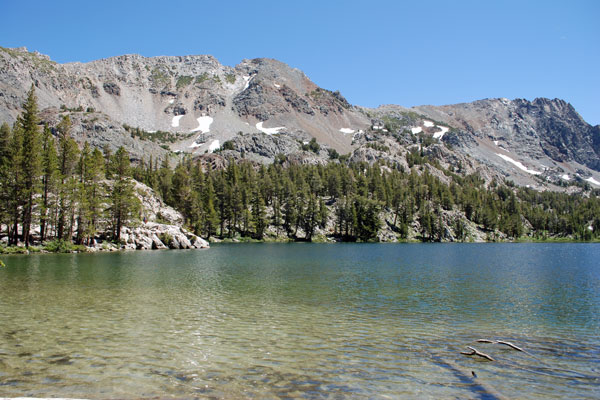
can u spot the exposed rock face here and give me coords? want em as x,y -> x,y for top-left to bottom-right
413,98 -> 600,171
134,181 -> 183,225
0,47 -> 598,191
120,223 -> 209,250
373,99 -> 600,189
121,181 -> 209,251
218,133 -> 329,165
103,82 -> 121,96
0,47 -> 369,158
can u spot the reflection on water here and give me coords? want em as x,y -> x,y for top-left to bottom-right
0,243 -> 599,398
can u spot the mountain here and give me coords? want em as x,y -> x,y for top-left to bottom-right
1,46 -> 598,190
411,98 -> 600,183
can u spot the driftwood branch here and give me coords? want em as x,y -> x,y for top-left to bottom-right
461,346 -> 495,361
496,341 -> 524,352
476,339 -> 525,352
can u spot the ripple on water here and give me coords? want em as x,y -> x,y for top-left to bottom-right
0,243 -> 599,398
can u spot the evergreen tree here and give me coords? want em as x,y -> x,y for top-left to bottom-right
7,123 -> 24,245
18,85 -> 42,246
251,187 -> 267,239
0,123 -> 12,236
56,116 -> 79,240
75,143 -> 105,244
40,125 -> 59,241
201,176 -> 219,238
108,147 -> 140,242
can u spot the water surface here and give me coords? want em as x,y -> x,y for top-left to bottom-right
0,243 -> 599,398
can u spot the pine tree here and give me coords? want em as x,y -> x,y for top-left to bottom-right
171,161 -> 194,224
109,147 -> 140,242
56,116 -> 79,240
40,125 -> 59,241
251,187 -> 267,239
0,123 -> 11,235
201,176 -> 219,238
75,142 -> 105,244
18,85 -> 42,247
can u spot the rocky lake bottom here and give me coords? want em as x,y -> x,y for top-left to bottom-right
0,243 -> 599,398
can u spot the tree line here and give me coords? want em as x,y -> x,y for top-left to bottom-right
0,85 -> 140,248
132,152 -> 600,242
2,86 -> 599,248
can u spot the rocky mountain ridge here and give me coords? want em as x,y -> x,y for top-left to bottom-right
1,46 -> 598,190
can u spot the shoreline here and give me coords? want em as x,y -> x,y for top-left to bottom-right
2,236 -> 597,256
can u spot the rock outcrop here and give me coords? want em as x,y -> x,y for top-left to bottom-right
1,47 -> 598,191
120,222 -> 209,250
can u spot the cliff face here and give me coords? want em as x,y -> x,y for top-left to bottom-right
413,97 -> 600,172
1,46 -> 598,190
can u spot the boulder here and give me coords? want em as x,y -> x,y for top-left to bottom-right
192,237 -> 210,249
151,234 -> 168,249
135,235 -> 153,250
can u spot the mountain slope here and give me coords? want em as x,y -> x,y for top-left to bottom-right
0,46 -> 598,189
0,47 -> 369,159
413,97 -> 600,170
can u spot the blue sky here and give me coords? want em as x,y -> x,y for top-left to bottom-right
1,0 -> 599,124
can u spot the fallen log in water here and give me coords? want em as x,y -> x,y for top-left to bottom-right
461,346 -> 496,361
476,339 -> 525,352
497,340 -> 525,352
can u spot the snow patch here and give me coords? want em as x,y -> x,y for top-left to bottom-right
256,121 -> 286,135
585,177 -> 600,186
373,125 -> 384,130
433,126 -> 449,139
168,99 -> 174,104
147,130 -> 156,133
274,83 -> 281,88
496,153 -> 541,175
208,140 -> 220,153
171,115 -> 183,128
191,116 -> 213,133
493,140 -> 499,146
561,174 -> 571,181
423,120 -> 434,127
411,127 -> 422,134
339,128 -> 355,134
242,75 -> 252,90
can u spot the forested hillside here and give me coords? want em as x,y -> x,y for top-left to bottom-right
0,86 -> 141,251
1,87 -> 599,252
133,154 -> 600,242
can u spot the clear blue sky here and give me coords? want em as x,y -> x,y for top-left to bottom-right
1,0 -> 599,124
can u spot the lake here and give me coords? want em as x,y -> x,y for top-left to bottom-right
0,243 -> 599,398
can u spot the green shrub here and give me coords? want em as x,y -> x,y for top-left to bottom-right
301,138 -> 321,153
222,140 -> 235,150
44,239 -> 85,253
159,232 -> 173,247
195,73 -> 209,84
176,75 -> 193,89
0,245 -> 29,254
225,73 -> 236,84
